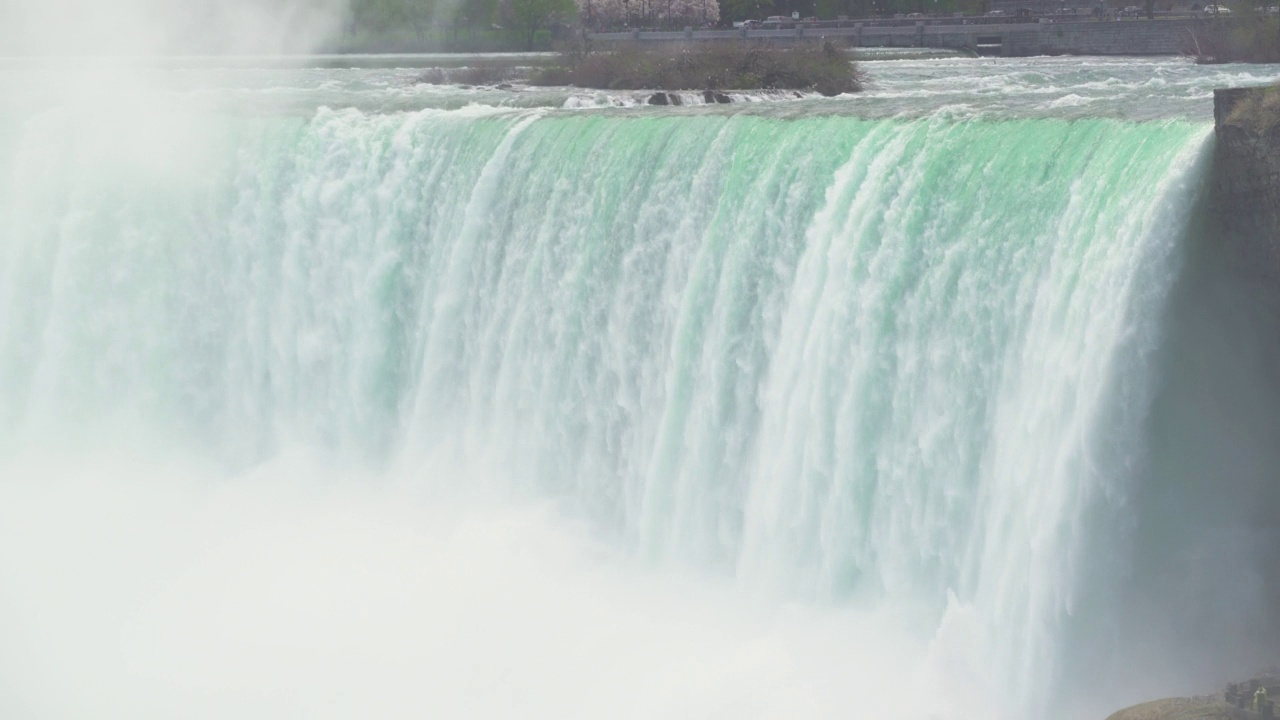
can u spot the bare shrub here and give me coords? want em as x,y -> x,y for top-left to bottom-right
415,66 -> 516,86
531,40 -> 865,96
1184,18 -> 1280,64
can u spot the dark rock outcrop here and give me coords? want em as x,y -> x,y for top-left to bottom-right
647,92 -> 683,106
1212,87 -> 1280,279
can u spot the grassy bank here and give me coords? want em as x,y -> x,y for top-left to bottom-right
1106,675 -> 1280,720
531,42 -> 864,97
1224,85 -> 1280,134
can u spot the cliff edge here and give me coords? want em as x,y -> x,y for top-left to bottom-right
1212,86 -> 1280,279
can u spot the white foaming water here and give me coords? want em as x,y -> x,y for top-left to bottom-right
0,61 -> 1247,719
0,450 -> 936,720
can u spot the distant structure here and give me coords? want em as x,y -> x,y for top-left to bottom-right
590,16 -> 1243,57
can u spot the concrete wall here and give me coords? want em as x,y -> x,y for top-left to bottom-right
1212,87 -> 1280,279
1038,17 -> 1212,54
591,17 -> 1244,57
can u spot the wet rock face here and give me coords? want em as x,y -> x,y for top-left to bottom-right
1213,88 -> 1280,280
648,91 -> 733,105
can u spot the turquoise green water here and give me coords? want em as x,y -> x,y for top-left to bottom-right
5,67 -> 1261,717
0,103 -> 1211,713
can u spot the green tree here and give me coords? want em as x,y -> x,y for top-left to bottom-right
720,0 -> 772,20
462,0 -> 501,28
403,0 -> 437,40
350,0 -> 438,35
502,0 -> 577,48
815,0 -> 882,17
351,0 -> 402,32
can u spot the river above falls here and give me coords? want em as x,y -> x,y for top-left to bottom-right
1,54 -> 1277,119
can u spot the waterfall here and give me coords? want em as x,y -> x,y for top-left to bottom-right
0,101 -> 1226,718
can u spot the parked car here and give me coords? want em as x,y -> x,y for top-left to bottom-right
1202,4 -> 1232,13
905,12 -> 926,17
986,9 -> 1007,15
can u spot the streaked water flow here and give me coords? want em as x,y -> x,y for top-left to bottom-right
0,58 -> 1274,719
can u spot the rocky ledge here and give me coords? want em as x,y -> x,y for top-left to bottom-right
1106,675 -> 1277,720
1212,86 -> 1280,279
1105,696 -> 1242,720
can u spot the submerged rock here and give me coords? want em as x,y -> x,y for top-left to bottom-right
703,90 -> 732,104
647,92 -> 682,106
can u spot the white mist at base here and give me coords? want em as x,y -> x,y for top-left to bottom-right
0,449 -> 985,720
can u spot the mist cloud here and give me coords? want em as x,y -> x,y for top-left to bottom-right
0,0 -> 349,56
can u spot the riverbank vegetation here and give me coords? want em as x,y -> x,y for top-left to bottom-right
334,0 -> 580,52
1185,14 -> 1280,64
532,41 -> 864,96
337,0 -> 721,52
334,0 -> 988,53
1224,85 -> 1280,134
415,66 -> 522,86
